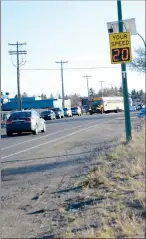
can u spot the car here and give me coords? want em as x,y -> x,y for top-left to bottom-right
63,107 -> 72,117
136,104 -> 143,111
137,107 -> 146,118
71,106 -> 82,116
130,106 -> 136,111
82,105 -> 89,114
41,110 -> 56,120
6,110 -> 46,136
52,108 -> 64,119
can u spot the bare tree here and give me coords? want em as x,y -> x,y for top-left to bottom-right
66,93 -> 81,106
129,47 -> 146,72
97,86 -> 123,97
89,88 -> 95,97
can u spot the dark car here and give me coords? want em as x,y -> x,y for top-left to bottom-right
6,110 -> 46,136
41,110 -> 56,120
52,108 -> 64,119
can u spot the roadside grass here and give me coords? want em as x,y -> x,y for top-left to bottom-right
60,126 -> 145,238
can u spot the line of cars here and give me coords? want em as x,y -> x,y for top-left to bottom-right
40,106 -> 82,120
5,106 -> 82,136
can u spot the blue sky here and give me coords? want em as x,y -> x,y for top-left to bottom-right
2,0 -> 145,97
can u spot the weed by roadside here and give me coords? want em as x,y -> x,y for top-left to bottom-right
59,126 -> 145,238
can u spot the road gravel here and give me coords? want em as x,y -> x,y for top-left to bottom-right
1,113 -> 141,238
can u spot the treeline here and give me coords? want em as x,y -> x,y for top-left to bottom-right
89,86 -> 123,97
14,86 -> 145,106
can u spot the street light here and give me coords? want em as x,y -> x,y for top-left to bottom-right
137,33 -> 146,49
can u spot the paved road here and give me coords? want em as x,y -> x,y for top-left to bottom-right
1,112 -> 140,238
1,113 -> 126,159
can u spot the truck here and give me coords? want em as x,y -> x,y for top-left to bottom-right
89,96 -> 124,114
81,97 -> 90,113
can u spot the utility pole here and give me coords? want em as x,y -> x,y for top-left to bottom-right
8,41 -> 27,111
109,84 -> 115,88
82,75 -> 92,101
109,84 -> 117,96
56,60 -> 68,108
98,81 -> 105,97
117,0 -> 132,142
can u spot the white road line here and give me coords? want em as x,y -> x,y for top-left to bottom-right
1,122 -> 104,159
1,125 -> 83,150
1,119 -> 100,150
116,116 -> 138,120
1,114 -> 130,152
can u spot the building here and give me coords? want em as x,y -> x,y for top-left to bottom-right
2,96 -> 71,111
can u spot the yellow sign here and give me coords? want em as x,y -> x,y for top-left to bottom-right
109,32 -> 132,64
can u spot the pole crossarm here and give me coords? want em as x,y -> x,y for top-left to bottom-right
8,43 -> 27,46
9,51 -> 27,55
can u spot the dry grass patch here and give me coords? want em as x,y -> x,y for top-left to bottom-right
61,126 -> 145,238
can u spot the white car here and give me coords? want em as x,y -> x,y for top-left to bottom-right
71,106 -> 82,116
63,108 -> 72,117
130,106 -> 136,111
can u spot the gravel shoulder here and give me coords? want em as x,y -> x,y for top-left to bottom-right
1,113 -> 143,238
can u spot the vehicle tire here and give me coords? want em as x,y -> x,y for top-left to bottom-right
41,123 -> 46,133
33,125 -> 38,135
18,132 -> 22,136
7,131 -> 12,137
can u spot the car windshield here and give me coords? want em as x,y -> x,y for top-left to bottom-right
63,108 -> 68,110
9,111 -> 31,120
91,100 -> 103,105
41,111 -> 51,115
52,108 -> 60,112
71,107 -> 78,110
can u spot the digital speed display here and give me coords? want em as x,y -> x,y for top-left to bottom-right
112,47 -> 131,63
109,32 -> 132,64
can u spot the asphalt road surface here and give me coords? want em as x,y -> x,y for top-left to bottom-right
1,112 -> 141,238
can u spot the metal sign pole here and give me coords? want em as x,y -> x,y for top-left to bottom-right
117,0 -> 132,142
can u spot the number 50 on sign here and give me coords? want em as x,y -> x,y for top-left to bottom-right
109,32 -> 132,64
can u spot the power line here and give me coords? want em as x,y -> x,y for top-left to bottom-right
55,60 -> 68,108
8,41 -> 27,111
20,66 -> 120,71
